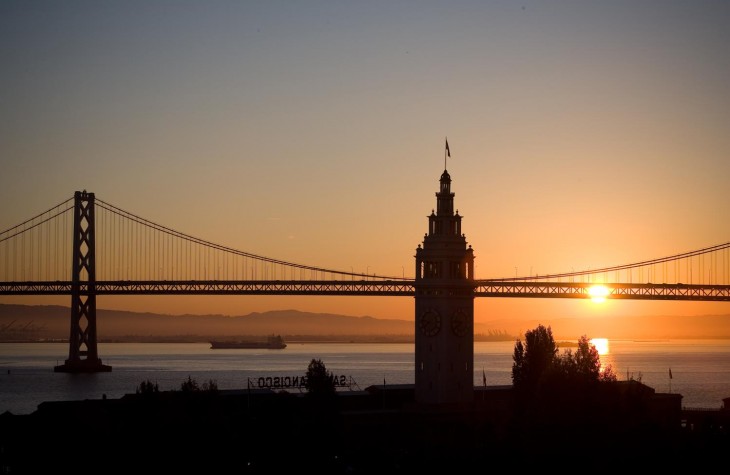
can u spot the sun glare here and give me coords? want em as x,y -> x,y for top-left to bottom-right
590,338 -> 609,355
588,284 -> 609,303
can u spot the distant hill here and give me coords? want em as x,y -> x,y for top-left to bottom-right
1,303 -> 729,342
0,304 -> 417,342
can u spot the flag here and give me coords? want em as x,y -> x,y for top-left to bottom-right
445,138 -> 451,157
669,368 -> 673,379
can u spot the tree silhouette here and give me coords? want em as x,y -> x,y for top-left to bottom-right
511,324 -> 558,393
179,376 -> 219,392
555,335 -> 617,383
136,379 -> 159,394
511,325 -> 622,444
180,375 -> 199,392
304,358 -> 336,397
513,327 -> 617,390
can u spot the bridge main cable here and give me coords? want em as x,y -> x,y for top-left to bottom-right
95,198 -> 408,282
493,241 -> 730,282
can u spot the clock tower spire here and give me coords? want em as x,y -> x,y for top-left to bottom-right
414,168 -> 476,405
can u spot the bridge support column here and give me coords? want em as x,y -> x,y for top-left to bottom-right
55,191 -> 111,373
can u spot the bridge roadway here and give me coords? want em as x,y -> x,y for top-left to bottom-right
1,280 -> 729,301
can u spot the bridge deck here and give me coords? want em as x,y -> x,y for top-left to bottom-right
1,280 -> 729,301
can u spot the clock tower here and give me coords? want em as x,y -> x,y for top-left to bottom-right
414,169 -> 475,405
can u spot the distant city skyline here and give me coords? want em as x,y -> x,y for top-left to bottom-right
1,1 -> 729,327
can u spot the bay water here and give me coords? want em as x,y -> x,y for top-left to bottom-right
1,339 -> 729,415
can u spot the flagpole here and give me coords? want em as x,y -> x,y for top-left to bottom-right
444,137 -> 448,170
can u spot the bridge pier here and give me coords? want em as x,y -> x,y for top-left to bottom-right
54,357 -> 111,373
54,191 -> 111,373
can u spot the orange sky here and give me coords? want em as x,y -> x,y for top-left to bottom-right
1,2 -> 729,325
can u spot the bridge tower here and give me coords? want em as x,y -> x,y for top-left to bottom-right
55,191 -> 111,373
414,169 -> 475,405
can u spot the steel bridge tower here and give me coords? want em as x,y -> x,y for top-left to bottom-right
414,170 -> 475,405
55,191 -> 111,373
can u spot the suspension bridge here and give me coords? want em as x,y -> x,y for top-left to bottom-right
1,188 -> 729,373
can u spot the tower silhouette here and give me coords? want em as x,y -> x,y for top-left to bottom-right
414,169 -> 475,405
54,191 -> 111,373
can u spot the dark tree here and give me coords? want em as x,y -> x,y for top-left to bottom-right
180,375 -> 200,392
304,358 -> 336,396
574,335 -> 616,381
551,335 -> 617,383
511,324 -> 558,392
574,334 -> 600,379
136,379 -> 159,394
512,326 -> 620,444
512,340 -> 527,388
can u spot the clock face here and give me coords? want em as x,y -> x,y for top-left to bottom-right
420,309 -> 441,337
450,308 -> 470,337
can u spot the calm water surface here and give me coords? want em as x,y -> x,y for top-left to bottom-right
1,339 -> 728,415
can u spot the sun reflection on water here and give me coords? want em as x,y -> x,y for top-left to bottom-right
590,338 -> 609,355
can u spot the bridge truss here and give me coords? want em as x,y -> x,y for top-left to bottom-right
1,279 -> 729,301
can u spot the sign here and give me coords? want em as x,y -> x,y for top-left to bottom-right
253,374 -> 352,390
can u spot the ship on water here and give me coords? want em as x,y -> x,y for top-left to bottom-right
209,335 -> 287,350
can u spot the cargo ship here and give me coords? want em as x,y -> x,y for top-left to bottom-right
209,335 -> 287,350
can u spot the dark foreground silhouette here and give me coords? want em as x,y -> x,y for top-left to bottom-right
1,381 -> 728,473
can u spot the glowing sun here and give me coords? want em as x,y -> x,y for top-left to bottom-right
588,284 -> 610,303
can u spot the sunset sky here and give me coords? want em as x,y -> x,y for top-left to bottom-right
1,1 -> 729,328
